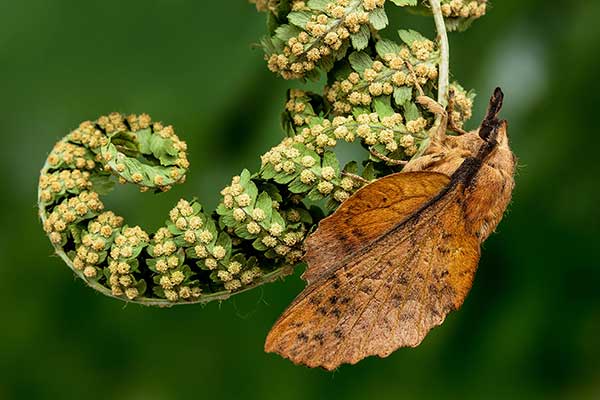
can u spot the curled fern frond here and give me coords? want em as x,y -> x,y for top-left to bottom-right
39,0 -> 485,306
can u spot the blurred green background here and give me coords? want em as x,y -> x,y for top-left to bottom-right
1,1 -> 598,399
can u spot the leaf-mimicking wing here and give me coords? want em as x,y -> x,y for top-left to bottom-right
302,172 -> 451,284
265,168 -> 481,370
265,88 -> 515,370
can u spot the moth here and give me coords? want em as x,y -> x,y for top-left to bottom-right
265,88 -> 516,370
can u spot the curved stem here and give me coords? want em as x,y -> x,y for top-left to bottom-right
429,0 -> 450,107
38,159 -> 295,308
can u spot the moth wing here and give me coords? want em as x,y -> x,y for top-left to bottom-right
265,177 -> 481,370
303,172 -> 451,284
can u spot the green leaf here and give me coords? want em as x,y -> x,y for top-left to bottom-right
135,128 -> 153,154
89,174 -> 115,196
287,11 -> 312,28
297,208 -> 314,224
393,86 -> 413,106
239,169 -> 252,188
307,0 -> 329,11
252,237 -> 268,251
204,219 -> 218,245
390,0 -> 417,7
261,182 -> 283,203
271,211 -> 286,230
343,161 -> 358,174
273,171 -> 296,185
307,187 -> 324,202
247,256 -> 260,270
373,96 -> 394,118
398,29 -> 428,46
375,39 -> 402,58
149,134 -> 178,166
352,106 -> 371,118
215,232 -> 232,259
173,236 -> 190,248
369,8 -> 388,30
261,37 -> 280,55
266,11 -> 280,34
334,39 -> 350,61
322,151 -> 340,174
325,197 -> 340,211
136,279 -> 147,296
288,177 -> 312,194
362,162 -> 377,181
234,225 -> 256,240
319,54 -> 335,73
244,181 -> 259,210
216,203 -> 230,216
331,61 -> 353,81
274,24 -> 301,43
219,212 -> 238,229
348,52 -> 373,74
166,221 -> 182,235
350,25 -> 370,51
260,163 -> 277,180
191,202 -> 202,214
255,191 -> 274,227
404,102 -> 420,121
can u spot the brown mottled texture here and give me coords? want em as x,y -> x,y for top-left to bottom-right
265,89 -> 516,370
302,172 -> 451,285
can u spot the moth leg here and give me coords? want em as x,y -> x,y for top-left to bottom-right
416,95 -> 448,143
405,61 -> 449,143
404,60 -> 446,117
403,152 -> 446,172
370,148 -> 408,166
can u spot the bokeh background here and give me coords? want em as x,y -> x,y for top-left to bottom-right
1,1 -> 598,399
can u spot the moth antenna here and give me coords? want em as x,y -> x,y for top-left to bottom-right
479,87 -> 505,142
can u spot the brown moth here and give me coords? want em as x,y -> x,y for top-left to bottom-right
264,88 -> 516,370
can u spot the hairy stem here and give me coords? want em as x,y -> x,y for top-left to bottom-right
429,0 -> 450,107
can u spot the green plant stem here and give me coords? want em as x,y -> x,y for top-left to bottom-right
429,0 -> 450,107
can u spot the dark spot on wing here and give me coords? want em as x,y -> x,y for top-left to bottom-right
428,284 -> 438,295
360,285 -> 373,294
398,273 -> 409,285
400,310 -> 416,321
309,293 -> 324,305
297,332 -> 309,342
313,333 -> 325,345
